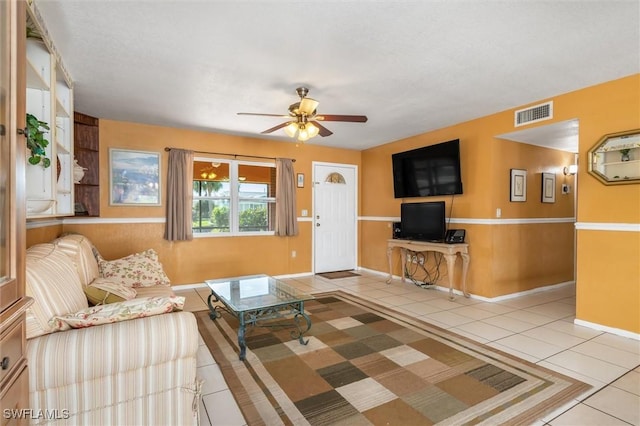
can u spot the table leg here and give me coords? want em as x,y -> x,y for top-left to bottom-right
460,252 -> 470,298
443,253 -> 457,300
400,248 -> 407,283
238,315 -> 247,361
207,292 -> 221,320
291,301 -> 312,345
386,246 -> 394,284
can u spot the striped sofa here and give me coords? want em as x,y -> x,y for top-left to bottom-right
24,234 -> 201,425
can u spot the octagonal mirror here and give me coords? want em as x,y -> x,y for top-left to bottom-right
588,129 -> 640,185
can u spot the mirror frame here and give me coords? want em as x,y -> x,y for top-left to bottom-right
587,129 -> 640,185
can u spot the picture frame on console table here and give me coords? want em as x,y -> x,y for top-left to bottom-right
109,149 -> 161,206
510,168 -> 527,202
541,172 -> 556,203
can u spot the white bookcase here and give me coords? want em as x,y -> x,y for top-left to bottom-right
25,6 -> 74,218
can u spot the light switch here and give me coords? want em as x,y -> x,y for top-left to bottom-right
496,208 -> 501,218
301,209 -> 308,217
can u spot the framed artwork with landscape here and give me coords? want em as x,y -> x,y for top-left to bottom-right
109,149 -> 161,206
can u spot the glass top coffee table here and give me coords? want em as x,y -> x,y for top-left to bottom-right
205,274 -> 314,360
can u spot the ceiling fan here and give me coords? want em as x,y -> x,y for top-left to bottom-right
237,87 -> 368,142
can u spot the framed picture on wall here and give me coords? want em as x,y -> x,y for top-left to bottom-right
510,169 -> 527,202
297,173 -> 304,188
109,149 -> 161,206
541,172 -> 556,203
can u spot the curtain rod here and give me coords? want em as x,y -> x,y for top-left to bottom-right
164,147 -> 295,162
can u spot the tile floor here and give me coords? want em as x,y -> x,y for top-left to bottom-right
175,271 -> 640,426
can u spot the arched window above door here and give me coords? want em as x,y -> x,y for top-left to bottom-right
325,172 -> 346,184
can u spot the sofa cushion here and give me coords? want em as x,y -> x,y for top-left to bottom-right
84,278 -> 138,305
98,249 -> 171,288
52,233 -> 100,287
48,296 -> 185,331
25,243 -> 89,339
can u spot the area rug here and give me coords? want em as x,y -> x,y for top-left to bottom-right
317,271 -> 361,279
195,291 -> 590,426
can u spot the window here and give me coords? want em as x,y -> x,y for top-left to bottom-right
192,159 -> 276,235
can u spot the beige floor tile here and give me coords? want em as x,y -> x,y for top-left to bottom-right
503,309 -> 555,326
402,302 -> 442,315
468,301 -> 517,315
542,319 -> 604,340
452,321 -> 514,341
202,390 -> 247,426
447,328 -> 490,344
423,310 -> 475,328
611,370 -> 640,396
377,294 -> 418,306
450,305 -> 497,320
197,344 -> 216,367
486,342 -> 540,364
493,334 -> 564,359
544,350 -> 630,383
537,360 -> 606,396
199,401 -> 211,426
482,315 -> 537,333
521,326 -> 586,350
590,333 -> 640,355
524,301 -> 576,320
198,364 -> 229,396
583,385 -> 640,425
571,340 -> 640,369
421,298 -> 466,311
548,402 -> 629,425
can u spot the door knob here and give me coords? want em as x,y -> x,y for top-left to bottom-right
1,356 -> 9,370
316,223 -> 320,227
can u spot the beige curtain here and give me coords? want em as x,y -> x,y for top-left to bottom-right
274,158 -> 298,236
164,149 -> 194,241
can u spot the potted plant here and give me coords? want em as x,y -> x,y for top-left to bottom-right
26,113 -> 51,168
619,148 -> 631,162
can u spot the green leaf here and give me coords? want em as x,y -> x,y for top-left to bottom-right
28,156 -> 40,165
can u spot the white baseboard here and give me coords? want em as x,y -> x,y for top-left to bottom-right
574,319 -> 640,341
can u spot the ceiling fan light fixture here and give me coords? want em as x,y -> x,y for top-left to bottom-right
284,122 -> 298,138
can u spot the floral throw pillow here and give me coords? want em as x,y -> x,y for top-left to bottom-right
98,249 -> 170,288
49,296 -> 184,331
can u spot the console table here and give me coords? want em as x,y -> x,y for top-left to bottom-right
387,239 -> 470,300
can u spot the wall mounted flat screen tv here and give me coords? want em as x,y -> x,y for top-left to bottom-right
392,139 -> 463,198
400,201 -> 446,242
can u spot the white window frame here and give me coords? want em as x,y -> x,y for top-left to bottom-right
192,157 -> 276,237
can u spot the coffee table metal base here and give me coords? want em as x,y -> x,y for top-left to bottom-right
207,292 -> 312,360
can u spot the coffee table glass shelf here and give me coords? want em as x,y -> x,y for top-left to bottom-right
205,274 -> 314,360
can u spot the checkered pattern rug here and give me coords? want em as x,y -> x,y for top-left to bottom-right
195,292 -> 590,425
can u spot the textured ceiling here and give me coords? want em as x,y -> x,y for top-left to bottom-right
35,1 -> 639,151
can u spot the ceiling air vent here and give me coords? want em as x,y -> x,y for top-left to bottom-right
514,101 -> 553,127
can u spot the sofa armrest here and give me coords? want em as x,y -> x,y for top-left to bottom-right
27,311 -> 199,391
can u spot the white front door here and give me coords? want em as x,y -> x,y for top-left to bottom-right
313,162 -> 357,273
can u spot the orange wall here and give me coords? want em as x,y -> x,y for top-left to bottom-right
361,102 -> 576,297
25,74 -> 640,333
37,120 -> 360,283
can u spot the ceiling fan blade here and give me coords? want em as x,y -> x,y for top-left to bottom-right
238,112 -> 290,118
312,121 -> 333,137
299,98 -> 319,115
261,121 -> 291,134
315,114 -> 368,123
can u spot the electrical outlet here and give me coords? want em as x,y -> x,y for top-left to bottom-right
291,250 -> 297,258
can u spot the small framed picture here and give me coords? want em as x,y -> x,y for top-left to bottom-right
541,172 -> 556,203
297,173 -> 304,188
510,169 -> 527,202
109,149 -> 161,205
